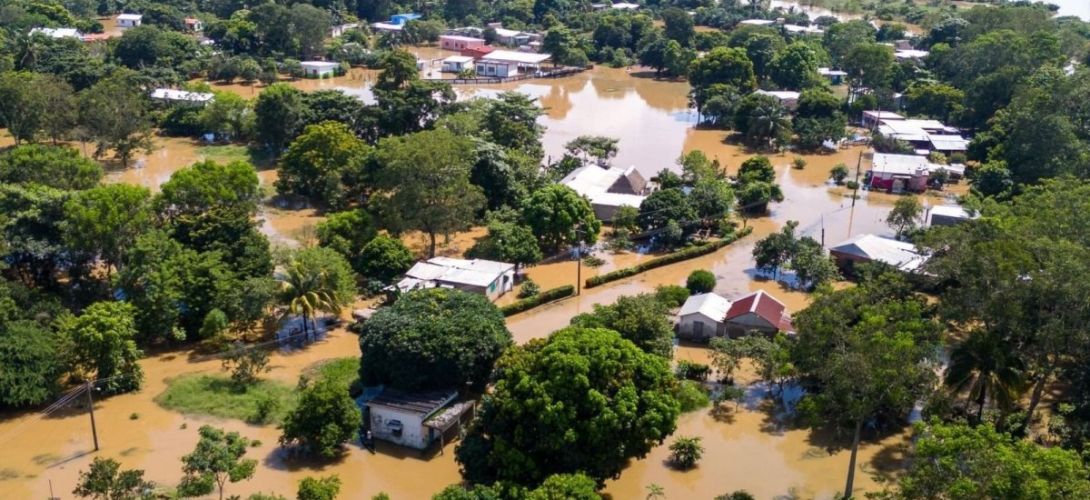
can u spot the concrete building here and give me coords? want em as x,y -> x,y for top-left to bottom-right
367,389 -> 472,450
818,67 -> 847,85
396,257 -> 516,301
116,13 -> 142,28
439,35 -> 485,52
184,17 -> 203,32
830,234 -> 927,274
330,22 -> 358,37
476,50 -> 551,77
867,153 -> 936,193
300,61 -> 339,78
441,55 -> 475,72
559,164 -> 649,221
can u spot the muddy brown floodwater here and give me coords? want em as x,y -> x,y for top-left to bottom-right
1,63 -> 966,499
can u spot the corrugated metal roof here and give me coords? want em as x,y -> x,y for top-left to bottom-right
679,293 -> 732,320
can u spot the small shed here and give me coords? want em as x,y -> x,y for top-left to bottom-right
818,67 -> 847,85
184,17 -> 203,32
677,293 -> 732,341
441,55 -> 474,73
829,234 -> 927,274
300,61 -> 339,78
116,13 -> 142,28
367,389 -> 472,450
440,35 -> 485,52
925,205 -> 973,227
755,90 -> 801,111
867,153 -> 934,193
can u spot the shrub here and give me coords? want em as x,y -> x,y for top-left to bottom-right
585,228 -> 752,289
686,270 -> 716,294
499,285 -> 576,316
518,278 -> 541,299
792,156 -> 807,169
583,255 -> 605,267
654,285 -> 691,308
669,436 -> 704,469
675,360 -> 711,381
830,163 -> 849,185
845,180 -> 860,190
675,380 -> 710,412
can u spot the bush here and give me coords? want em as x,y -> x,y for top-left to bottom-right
845,180 -> 860,190
518,278 -> 540,299
279,377 -> 361,458
686,270 -> 716,294
582,255 -> 605,267
669,436 -> 704,469
585,227 -> 753,289
499,285 -> 576,316
792,156 -> 807,170
675,380 -> 710,412
675,360 -> 711,381
654,285 -> 691,308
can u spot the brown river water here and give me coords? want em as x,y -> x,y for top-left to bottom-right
0,62 -> 963,499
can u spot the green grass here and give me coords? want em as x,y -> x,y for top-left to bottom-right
196,144 -> 273,167
155,374 -> 297,425
303,357 -> 362,397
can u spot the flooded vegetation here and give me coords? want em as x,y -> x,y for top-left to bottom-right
0,63 -> 961,498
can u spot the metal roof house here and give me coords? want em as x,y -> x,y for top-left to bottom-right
300,61 -> 339,78
925,205 -> 974,227
676,290 -> 793,341
755,89 -> 801,111
560,164 -> 648,221
396,257 -> 516,301
829,234 -> 927,274
29,27 -> 81,39
476,50 -> 552,78
366,389 -> 474,450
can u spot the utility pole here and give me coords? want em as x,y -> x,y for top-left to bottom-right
85,382 -> 99,452
846,149 -> 864,239
575,242 -> 583,296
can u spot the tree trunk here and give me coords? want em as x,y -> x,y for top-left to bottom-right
843,418 -> 864,499
976,385 -> 988,426
1025,367 -> 1052,427
428,230 -> 437,258
301,311 -> 309,343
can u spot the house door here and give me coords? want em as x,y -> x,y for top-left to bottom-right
693,321 -> 704,337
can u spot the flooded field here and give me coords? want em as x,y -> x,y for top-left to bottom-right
0,63 -> 966,499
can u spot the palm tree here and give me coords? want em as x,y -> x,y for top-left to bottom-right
944,330 -> 1026,425
277,262 -> 343,343
748,100 -> 792,150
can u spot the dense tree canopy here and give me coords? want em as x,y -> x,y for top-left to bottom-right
456,327 -> 680,486
358,289 -> 512,391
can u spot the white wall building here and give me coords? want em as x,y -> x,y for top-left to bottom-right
116,13 -> 142,28
441,55 -> 475,73
677,293 -> 732,340
300,61 -> 339,78
397,257 -> 516,301
29,27 -> 81,39
150,88 -> 214,105
367,389 -> 460,450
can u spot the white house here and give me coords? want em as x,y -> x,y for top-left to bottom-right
818,67 -> 847,85
367,389 -> 472,450
492,27 -> 531,46
560,164 -> 648,221
441,55 -> 474,73
862,110 -> 902,128
830,234 -> 927,274
739,19 -> 776,26
396,257 -> 516,301
300,61 -> 339,78
330,22 -> 358,37
677,293 -> 732,340
29,27 -> 81,39
150,88 -> 214,105
894,49 -> 929,61
611,2 -> 641,10
116,13 -> 142,29
925,205 -> 974,227
476,50 -> 551,77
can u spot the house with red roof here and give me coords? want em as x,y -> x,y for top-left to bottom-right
676,290 -> 793,341
723,290 -> 793,338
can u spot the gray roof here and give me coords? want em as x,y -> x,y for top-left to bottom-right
368,389 -> 457,417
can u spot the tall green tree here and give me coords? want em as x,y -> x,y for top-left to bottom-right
73,457 -> 153,500
371,128 -> 484,257
60,301 -> 144,394
571,294 -> 675,358
944,330 -> 1026,424
688,47 -> 757,93
278,247 -> 356,342
456,327 -> 680,486
280,377 -> 360,459
297,475 -> 342,500
78,69 -> 154,167
465,222 -> 543,270
358,289 -> 511,391
178,426 -> 257,500
520,184 -> 601,254
355,234 -> 414,284
277,121 -> 371,209
254,83 -> 307,153
0,144 -> 102,190
63,184 -> 152,275
0,320 -> 64,407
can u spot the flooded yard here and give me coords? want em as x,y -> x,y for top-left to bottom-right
0,64 -> 964,499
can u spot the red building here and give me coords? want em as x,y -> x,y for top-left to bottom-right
440,35 -> 486,52
460,45 -> 495,59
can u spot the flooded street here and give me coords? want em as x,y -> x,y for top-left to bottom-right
0,64 -> 965,499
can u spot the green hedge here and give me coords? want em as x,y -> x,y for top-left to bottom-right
500,284 -> 576,316
584,227 -> 753,289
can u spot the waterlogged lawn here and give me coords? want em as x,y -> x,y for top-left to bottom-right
196,144 -> 273,166
155,374 -> 297,425
302,357 -> 361,396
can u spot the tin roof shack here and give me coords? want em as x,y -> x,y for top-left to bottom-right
925,205 -> 974,227
300,61 -> 340,78
754,90 -> 801,111
396,257 -> 516,301
862,110 -> 903,128
560,164 -> 648,221
30,27 -> 82,39
829,234 -> 927,276
818,67 -> 847,85
117,13 -> 142,28
367,389 -> 473,451
867,153 -> 940,193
